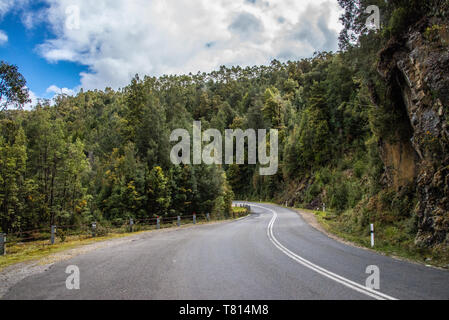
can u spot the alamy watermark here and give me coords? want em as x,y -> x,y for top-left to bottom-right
65,265 -> 80,290
65,5 -> 80,30
365,265 -> 380,290
365,5 -> 381,31
170,121 -> 278,176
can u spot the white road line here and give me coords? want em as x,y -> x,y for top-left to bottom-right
251,204 -> 398,301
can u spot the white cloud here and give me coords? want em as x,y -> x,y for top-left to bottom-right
23,89 -> 38,110
32,0 -> 342,91
0,0 -> 29,18
0,0 -> 15,17
0,0 -> 45,29
0,30 -> 7,45
46,85 -> 76,96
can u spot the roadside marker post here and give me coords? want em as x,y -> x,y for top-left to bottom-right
370,224 -> 375,247
206,213 -> 210,222
51,225 -> 56,245
177,216 -> 181,227
193,213 -> 196,224
129,218 -> 134,233
156,217 -> 160,229
0,233 -> 5,256
92,222 -> 97,238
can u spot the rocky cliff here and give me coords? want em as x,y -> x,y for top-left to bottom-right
378,17 -> 449,247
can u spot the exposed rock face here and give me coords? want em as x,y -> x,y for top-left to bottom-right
379,140 -> 417,188
378,18 -> 449,246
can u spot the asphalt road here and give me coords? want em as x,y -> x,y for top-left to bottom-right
3,203 -> 449,300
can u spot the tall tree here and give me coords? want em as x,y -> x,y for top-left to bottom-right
0,61 -> 30,111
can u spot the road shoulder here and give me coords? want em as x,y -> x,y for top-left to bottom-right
284,205 -> 447,271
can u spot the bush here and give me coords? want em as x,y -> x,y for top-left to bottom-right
57,229 -> 66,243
388,7 -> 410,37
315,167 -> 332,186
329,181 -> 349,213
347,181 -> 363,208
304,182 -> 321,204
353,160 -> 366,179
95,224 -> 109,237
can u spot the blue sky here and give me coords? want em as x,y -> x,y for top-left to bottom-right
0,1 -> 88,102
0,0 -> 342,106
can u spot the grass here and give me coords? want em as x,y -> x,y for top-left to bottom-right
300,208 -> 449,269
232,207 -> 249,215
0,211 -> 250,272
0,232 -> 137,271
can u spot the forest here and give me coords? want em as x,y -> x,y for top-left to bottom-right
0,0 -> 448,255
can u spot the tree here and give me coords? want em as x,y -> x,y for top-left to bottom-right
338,0 -> 448,49
0,120 -> 28,232
146,166 -> 171,217
0,61 -> 30,111
262,87 -> 285,130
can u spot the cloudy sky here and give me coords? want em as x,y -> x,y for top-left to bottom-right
0,0 -> 342,105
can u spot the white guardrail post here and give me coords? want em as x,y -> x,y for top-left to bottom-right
370,224 -> 375,247
51,225 -> 56,245
92,222 -> 97,237
0,233 -> 5,255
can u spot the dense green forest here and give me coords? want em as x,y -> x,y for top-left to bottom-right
0,0 -> 448,257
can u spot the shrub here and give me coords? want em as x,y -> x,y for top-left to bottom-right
304,182 -> 321,204
57,229 -> 66,243
329,181 -> 349,213
353,160 -> 366,178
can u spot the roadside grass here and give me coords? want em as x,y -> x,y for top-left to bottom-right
0,232 -> 137,271
299,208 -> 449,269
232,207 -> 248,215
0,210 -> 249,272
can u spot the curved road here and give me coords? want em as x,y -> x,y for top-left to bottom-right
3,203 -> 449,300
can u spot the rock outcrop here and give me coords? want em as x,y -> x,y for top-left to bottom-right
378,17 -> 449,246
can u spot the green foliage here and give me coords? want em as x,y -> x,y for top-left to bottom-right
328,176 -> 349,213
338,0 -> 448,48
262,87 -> 285,129
0,61 -> 30,110
147,166 -> 171,217
57,228 -> 66,243
387,7 -> 410,36
0,70 -> 237,232
0,120 -> 28,231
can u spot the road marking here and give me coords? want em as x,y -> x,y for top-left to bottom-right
251,204 -> 398,301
